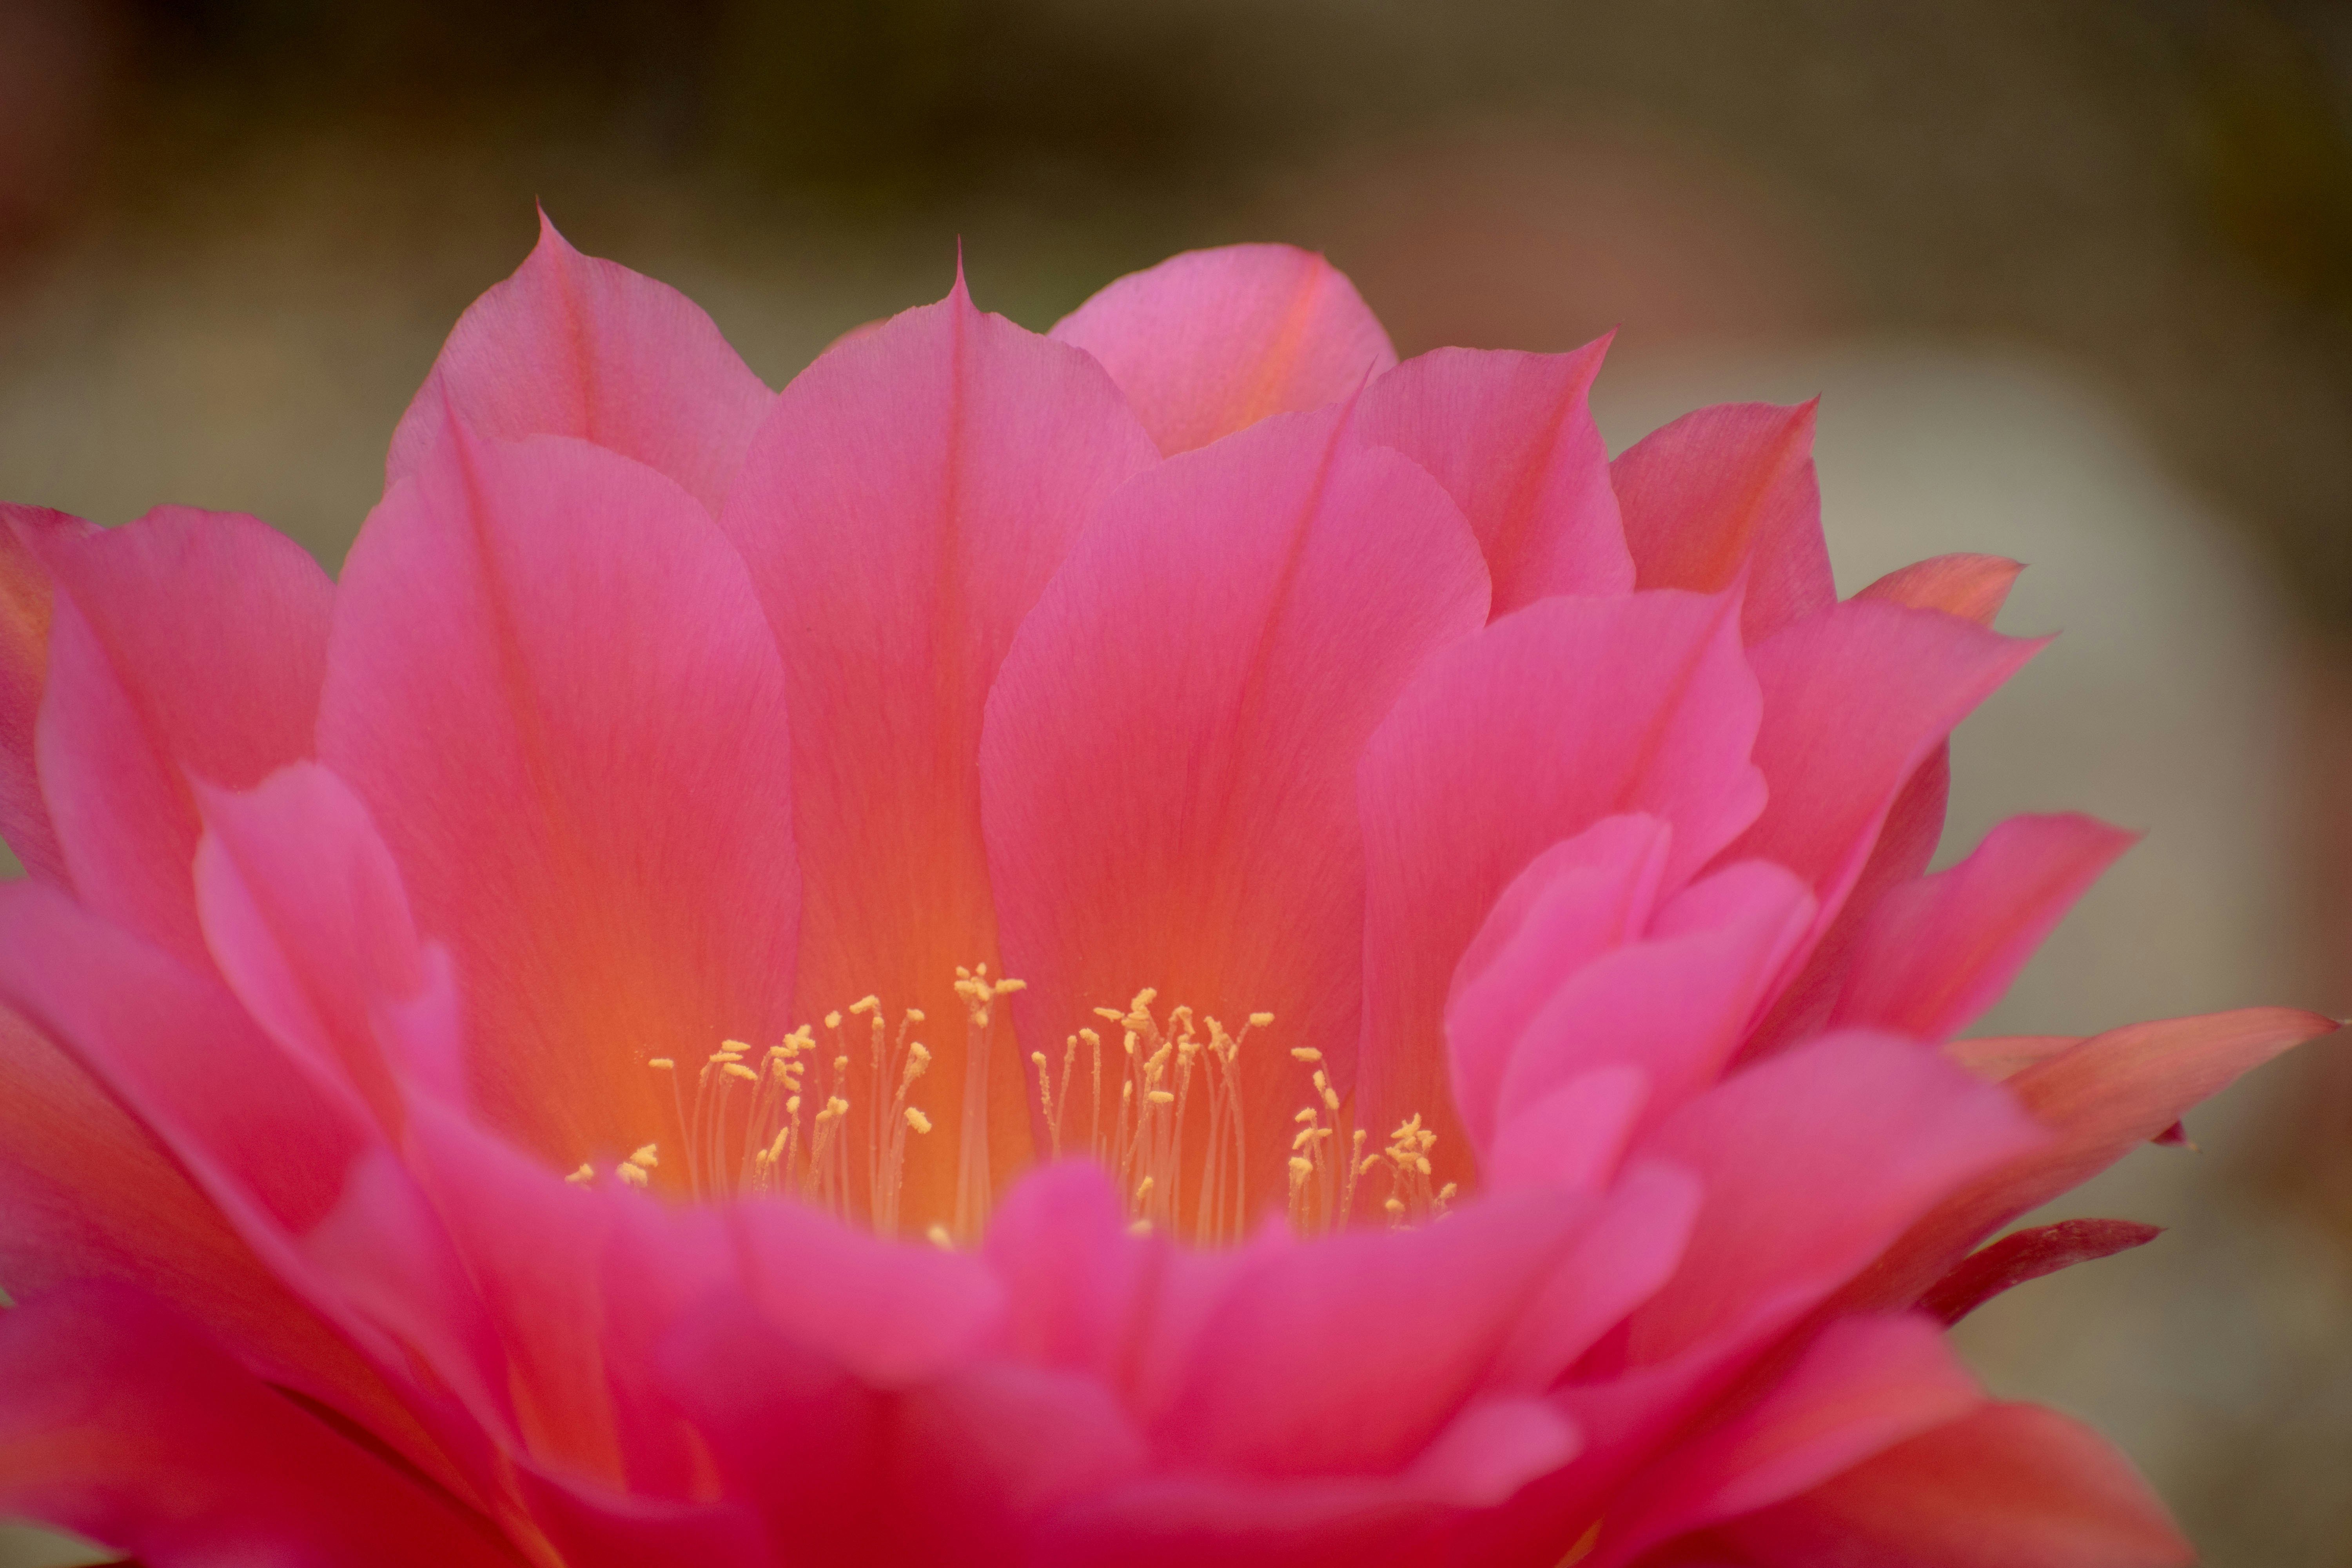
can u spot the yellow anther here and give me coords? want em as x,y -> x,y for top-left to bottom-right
1134,1175 -> 1154,1201
1290,1047 -> 1323,1062
617,1161 -> 650,1189
1031,1051 -> 1049,1070
1322,1086 -> 1341,1112
824,1011 -> 842,1030
908,1042 -> 932,1067
1079,1027 -> 1102,1045
906,1008 -> 926,1023
628,1144 -> 659,1169
1295,1107 -> 1319,1123
994,978 -> 1027,996
767,1129 -> 789,1161
785,1095 -> 802,1115
711,1049 -> 744,1063
1293,1127 -> 1318,1150
1146,1089 -> 1176,1106
1249,1012 -> 1275,1028
927,1223 -> 953,1248
724,1062 -> 759,1083
850,996 -> 880,1015
1289,1156 -> 1316,1177
720,1039 -> 751,1054
906,1107 -> 933,1134
648,1058 -> 675,1071
565,1163 -> 595,1185
1131,987 -> 1158,1009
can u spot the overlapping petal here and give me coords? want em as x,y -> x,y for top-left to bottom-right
1050,244 -> 1396,456
720,277 -> 1158,1217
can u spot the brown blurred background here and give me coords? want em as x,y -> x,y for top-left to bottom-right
2,1 -> 2350,1563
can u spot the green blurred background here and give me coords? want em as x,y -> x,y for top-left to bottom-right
2,1 -> 2351,1563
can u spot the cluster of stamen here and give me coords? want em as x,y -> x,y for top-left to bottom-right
569,966 -> 1451,1244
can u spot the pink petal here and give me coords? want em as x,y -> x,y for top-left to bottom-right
985,1160 -> 1152,1378
728,1194 -> 1009,1388
386,211 -> 775,517
1445,815 -> 1676,1153
1719,1402 -> 2192,1568
982,402 -> 1488,1180
1590,1314 -> 1981,1568
1357,591 -> 1766,1168
33,506 -> 333,962
192,762 -> 459,1127
0,504 -> 89,882
1354,341 -> 1633,612
1151,1191 -> 1586,1476
718,277 -> 1157,1222
1726,599 -> 2042,936
319,426 -> 799,1174
1485,1067 -> 1653,1194
1738,557 -> 2017,1057
1611,402 -> 1831,643
1488,862 -> 1816,1157
1843,1006 -> 2334,1312
1738,746 -> 1948,1061
0,1285 -> 520,1568
1622,1031 -> 2046,1366
1918,1218 -> 2162,1326
655,1295 -> 892,1563
1049,244 -> 1397,456
1854,553 -> 2023,626
1488,1161 -> 1703,1387
1830,813 -> 2136,1041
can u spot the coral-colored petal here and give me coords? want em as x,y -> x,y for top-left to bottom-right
387,212 -> 775,517
0,504 -> 89,881
33,507 -> 332,962
1727,599 -> 2041,938
719,279 -> 1157,1223
1855,553 -> 2023,626
1844,1007 -> 2334,1312
1829,813 -> 2136,1041
1918,1218 -> 2162,1327
1355,341 -> 1633,612
1358,591 -> 1766,1168
0,1004 -> 412,1430
1719,1403 -> 2192,1568
1591,1314 -> 1981,1568
1624,1031 -> 2046,1365
983,403 -> 1488,1186
0,1285 -> 519,1568
0,882 -> 376,1251
320,428 -> 799,1174
1151,1191 -> 1586,1476
1050,245 -> 1397,456
1612,403 -> 1831,643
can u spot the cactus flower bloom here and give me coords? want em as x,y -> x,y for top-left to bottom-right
0,221 -> 2329,1568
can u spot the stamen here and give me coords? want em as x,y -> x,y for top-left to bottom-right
626,969 -> 1445,1243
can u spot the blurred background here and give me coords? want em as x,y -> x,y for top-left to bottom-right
2,0 -> 2350,1563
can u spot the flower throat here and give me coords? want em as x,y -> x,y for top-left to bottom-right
572,967 -> 1454,1245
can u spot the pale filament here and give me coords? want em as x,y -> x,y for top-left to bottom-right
600,967 -> 1450,1244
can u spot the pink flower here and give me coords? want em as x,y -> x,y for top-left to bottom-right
0,220 -> 2330,1568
